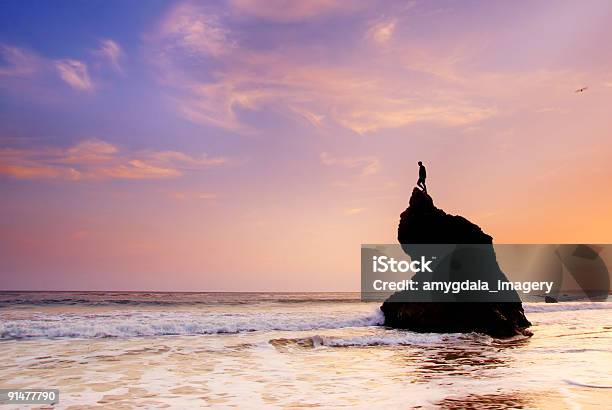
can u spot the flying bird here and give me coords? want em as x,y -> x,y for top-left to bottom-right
575,86 -> 588,93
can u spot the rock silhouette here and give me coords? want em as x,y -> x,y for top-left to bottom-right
380,188 -> 532,337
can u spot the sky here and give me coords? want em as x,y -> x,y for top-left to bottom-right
1,0 -> 612,291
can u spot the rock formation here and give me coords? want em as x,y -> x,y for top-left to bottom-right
380,188 -> 532,337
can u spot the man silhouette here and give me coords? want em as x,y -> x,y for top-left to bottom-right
417,161 -> 427,192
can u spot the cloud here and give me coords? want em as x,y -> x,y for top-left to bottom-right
0,44 -> 99,95
2,42 -> 125,94
150,2 -> 497,134
0,139 -> 228,180
54,59 -> 93,91
172,81 -> 267,133
156,51 -> 495,134
345,207 -> 365,215
366,19 -> 396,44
0,44 -> 41,77
170,191 -> 219,201
535,107 -> 561,113
160,3 -> 235,57
145,150 -> 227,169
320,152 -> 380,176
290,106 -> 326,129
96,39 -> 123,73
336,104 -> 496,134
228,0 -> 367,22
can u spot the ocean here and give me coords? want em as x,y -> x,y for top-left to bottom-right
1,292 -> 611,408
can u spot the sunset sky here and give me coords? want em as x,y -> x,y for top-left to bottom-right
2,0 -> 612,291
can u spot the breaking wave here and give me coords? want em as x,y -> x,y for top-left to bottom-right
271,332 -> 469,348
0,309 -> 385,340
523,302 -> 612,313
1,294 -> 609,340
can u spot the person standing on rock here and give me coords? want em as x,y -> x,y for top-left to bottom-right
417,161 -> 427,192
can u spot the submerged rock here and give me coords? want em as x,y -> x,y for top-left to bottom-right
380,188 -> 531,338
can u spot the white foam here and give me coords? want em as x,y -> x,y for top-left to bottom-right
0,308 -> 385,339
308,332 -> 466,347
523,302 -> 612,313
2,300 -> 610,340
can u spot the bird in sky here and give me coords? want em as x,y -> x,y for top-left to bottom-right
575,86 -> 588,93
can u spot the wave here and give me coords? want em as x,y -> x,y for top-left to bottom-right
269,330 -> 518,348
523,302 -> 612,313
0,309 -> 385,340
0,298 -> 257,307
3,300 -> 608,310
0,292 -> 362,308
0,298 -> 368,308
563,379 -> 612,389
2,297 -> 610,340
273,333 -> 464,348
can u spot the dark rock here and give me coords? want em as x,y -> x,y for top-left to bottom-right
381,188 -> 532,338
398,188 -> 492,246
544,296 -> 558,303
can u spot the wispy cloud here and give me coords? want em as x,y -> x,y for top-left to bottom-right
334,102 -> 496,134
345,207 -> 365,215
535,106 -> 563,113
320,152 -> 380,176
95,39 -> 123,73
0,44 -> 41,77
228,0 -> 367,22
290,106 -> 326,129
170,191 -> 219,201
366,19 -> 396,44
54,59 -> 93,91
150,3 -> 496,135
160,3 -> 235,57
0,139 -> 228,180
1,44 -> 98,96
2,42 -> 123,94
172,81 -> 265,133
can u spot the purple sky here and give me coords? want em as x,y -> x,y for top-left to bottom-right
2,0 -> 612,291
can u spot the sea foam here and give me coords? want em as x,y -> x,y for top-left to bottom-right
0,309 -> 385,339
1,301 -> 610,340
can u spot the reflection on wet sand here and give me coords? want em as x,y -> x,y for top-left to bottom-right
435,391 -> 533,409
392,334 -> 531,383
435,389 -> 579,410
417,348 -> 508,377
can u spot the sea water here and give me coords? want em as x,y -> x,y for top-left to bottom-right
0,292 -> 610,408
